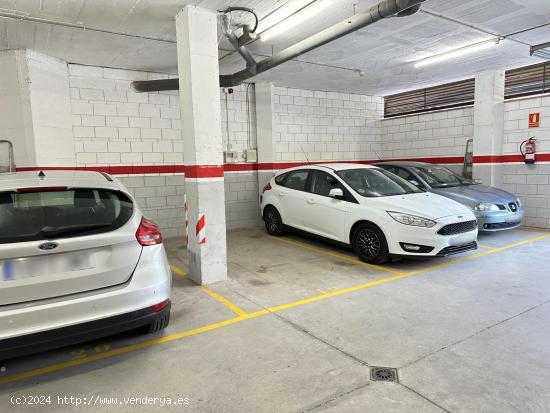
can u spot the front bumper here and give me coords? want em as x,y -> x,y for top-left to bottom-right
385,215 -> 478,257
0,245 -> 172,356
475,207 -> 525,232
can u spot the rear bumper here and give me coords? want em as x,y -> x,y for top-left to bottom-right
0,302 -> 170,361
0,245 -> 171,349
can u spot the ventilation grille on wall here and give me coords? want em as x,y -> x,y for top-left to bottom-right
384,62 -> 550,118
505,62 -> 550,99
384,79 -> 475,118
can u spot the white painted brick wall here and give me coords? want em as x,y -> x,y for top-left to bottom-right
502,96 -> 550,228
378,107 -> 474,160
69,64 -> 183,168
273,86 -> 383,162
221,84 -> 257,162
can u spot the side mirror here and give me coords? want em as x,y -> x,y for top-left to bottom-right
329,188 -> 344,199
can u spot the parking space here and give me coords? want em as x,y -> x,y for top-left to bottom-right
1,227 -> 549,412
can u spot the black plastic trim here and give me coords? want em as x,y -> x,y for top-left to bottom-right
0,302 -> 170,361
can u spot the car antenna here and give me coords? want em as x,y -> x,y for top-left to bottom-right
300,145 -> 311,165
38,171 -> 46,178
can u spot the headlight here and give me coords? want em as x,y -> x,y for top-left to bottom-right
387,211 -> 436,228
474,203 -> 500,212
516,198 -> 521,207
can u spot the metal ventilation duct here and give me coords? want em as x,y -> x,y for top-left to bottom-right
132,0 -> 425,92
531,42 -> 550,60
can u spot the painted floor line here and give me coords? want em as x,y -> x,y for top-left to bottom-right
1,232 -> 548,385
201,287 -> 248,317
271,237 -> 405,276
170,264 -> 188,278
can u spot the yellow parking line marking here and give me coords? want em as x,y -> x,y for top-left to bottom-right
271,237 -> 404,276
477,243 -> 495,250
1,232 -> 548,385
202,287 -> 248,317
0,316 -> 245,385
170,264 -> 188,278
401,233 -> 550,277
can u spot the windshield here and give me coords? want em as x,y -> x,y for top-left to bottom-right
336,168 -> 423,197
0,188 -> 133,244
413,166 -> 475,188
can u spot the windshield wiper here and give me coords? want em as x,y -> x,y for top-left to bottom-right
40,223 -> 112,238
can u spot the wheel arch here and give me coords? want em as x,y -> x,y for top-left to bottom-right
349,220 -> 385,245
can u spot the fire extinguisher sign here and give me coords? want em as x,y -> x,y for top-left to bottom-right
528,112 -> 540,128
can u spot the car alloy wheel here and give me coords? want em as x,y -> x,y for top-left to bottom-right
356,228 -> 381,259
352,222 -> 390,264
264,207 -> 285,236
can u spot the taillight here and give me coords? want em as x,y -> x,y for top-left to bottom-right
136,217 -> 163,246
151,299 -> 170,313
263,182 -> 272,193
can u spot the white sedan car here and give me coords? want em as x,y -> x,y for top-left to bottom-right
0,170 -> 171,359
260,164 -> 478,264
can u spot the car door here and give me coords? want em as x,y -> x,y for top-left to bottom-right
302,170 -> 348,241
277,169 -> 310,230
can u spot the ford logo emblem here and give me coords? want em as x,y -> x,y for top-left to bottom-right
38,242 -> 59,251
457,215 -> 463,219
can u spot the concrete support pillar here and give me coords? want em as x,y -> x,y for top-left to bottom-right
176,6 -> 227,284
255,83 -> 277,198
473,70 -> 505,186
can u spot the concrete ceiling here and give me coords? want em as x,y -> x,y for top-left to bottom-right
0,0 -> 548,95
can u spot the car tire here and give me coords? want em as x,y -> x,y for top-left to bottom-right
147,312 -> 170,334
263,206 -> 285,236
352,223 -> 390,264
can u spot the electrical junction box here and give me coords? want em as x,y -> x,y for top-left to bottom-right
224,151 -> 239,163
245,149 -> 257,163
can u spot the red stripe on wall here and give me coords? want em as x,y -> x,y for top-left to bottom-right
14,153 -> 550,176
184,165 -> 224,178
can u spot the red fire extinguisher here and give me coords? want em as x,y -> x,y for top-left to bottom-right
520,137 -> 536,164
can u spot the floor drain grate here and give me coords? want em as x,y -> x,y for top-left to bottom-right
370,367 -> 398,382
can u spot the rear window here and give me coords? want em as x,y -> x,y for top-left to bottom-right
0,188 -> 134,244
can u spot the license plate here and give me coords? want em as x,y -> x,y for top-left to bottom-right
505,213 -> 521,223
1,255 -> 92,282
449,233 -> 476,246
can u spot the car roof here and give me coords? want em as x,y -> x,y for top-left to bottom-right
0,170 -> 121,192
374,161 -> 432,168
278,163 -> 378,173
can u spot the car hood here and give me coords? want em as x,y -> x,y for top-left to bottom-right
366,192 -> 473,220
430,184 -> 517,207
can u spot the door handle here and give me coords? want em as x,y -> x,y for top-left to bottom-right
307,199 -> 315,205
278,191 -> 286,196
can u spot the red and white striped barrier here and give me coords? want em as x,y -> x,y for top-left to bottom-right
184,194 -> 189,246
196,214 -> 206,245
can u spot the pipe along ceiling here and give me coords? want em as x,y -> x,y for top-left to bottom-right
132,0 -> 426,92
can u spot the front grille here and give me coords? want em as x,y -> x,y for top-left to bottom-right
437,242 -> 478,256
438,220 -> 478,236
509,202 -> 518,212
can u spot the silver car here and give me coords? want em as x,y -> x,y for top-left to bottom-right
0,170 -> 172,359
375,162 -> 525,232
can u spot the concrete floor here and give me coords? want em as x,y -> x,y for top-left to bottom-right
1,226 -> 550,412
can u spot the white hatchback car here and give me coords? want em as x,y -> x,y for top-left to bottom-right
0,170 -> 171,359
260,164 -> 478,264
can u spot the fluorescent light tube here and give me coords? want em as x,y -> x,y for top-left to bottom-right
414,40 -> 498,68
261,0 -> 334,42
